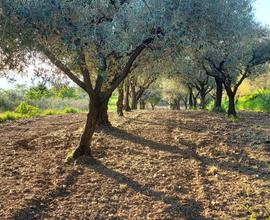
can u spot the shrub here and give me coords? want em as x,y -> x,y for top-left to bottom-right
52,85 -> 78,99
0,87 -> 26,112
42,109 -> 61,116
25,84 -> 51,101
0,112 -> 23,122
15,102 -> 40,116
36,97 -> 89,111
63,108 -> 79,114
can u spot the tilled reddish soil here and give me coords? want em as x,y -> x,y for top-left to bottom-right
0,110 -> 269,220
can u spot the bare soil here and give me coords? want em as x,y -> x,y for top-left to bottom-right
0,110 -> 269,220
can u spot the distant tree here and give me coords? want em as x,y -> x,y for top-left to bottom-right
25,83 -> 51,101
181,0 -> 270,116
161,76 -> 188,110
146,92 -> 161,110
52,85 -> 78,99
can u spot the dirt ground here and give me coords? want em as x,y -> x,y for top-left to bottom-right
0,110 -> 269,220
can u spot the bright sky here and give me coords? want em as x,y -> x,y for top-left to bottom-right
254,0 -> 270,26
0,0 -> 270,90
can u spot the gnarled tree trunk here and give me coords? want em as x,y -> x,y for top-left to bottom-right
174,98 -> 181,110
188,86 -> 193,109
130,83 -> 137,110
123,81 -> 131,111
139,99 -> 146,109
117,84 -> 124,116
200,93 -> 206,109
214,77 -> 223,111
224,84 -> 237,117
73,99 -> 98,158
97,97 -> 111,126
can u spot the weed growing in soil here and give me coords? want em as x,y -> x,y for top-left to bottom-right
228,115 -> 239,123
241,204 -> 257,220
66,150 -> 76,163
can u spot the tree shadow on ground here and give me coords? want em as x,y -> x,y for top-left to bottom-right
104,127 -> 269,180
81,159 -> 212,220
133,118 -> 208,133
12,170 -> 81,220
103,127 -> 193,158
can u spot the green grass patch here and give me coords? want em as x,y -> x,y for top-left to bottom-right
0,93 -> 118,123
108,93 -> 118,112
237,89 -> 270,112
206,89 -> 270,113
41,109 -> 63,116
0,111 -> 25,122
66,150 -> 76,163
63,107 -> 80,114
228,115 -> 239,123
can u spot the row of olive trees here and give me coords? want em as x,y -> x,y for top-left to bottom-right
149,0 -> 270,116
1,0 -> 270,160
178,1 -> 270,116
0,0 -> 186,159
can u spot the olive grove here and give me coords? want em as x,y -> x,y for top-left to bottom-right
1,0 -> 270,160
0,0 -> 190,159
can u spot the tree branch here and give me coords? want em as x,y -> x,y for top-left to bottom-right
77,49 -> 94,95
107,36 -> 155,96
40,46 -> 87,92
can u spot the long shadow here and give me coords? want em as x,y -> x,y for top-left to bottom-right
81,159 -> 211,220
134,118 -> 177,126
197,151 -> 270,180
133,118 -> 208,133
103,127 -> 193,158
12,170 -> 81,220
104,127 -> 269,180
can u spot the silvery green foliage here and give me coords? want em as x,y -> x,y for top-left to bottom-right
182,0 -> 270,85
1,0 -> 183,92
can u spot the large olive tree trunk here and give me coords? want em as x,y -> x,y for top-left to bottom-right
73,99 -> 98,158
97,97 -> 111,126
214,77 -> 223,111
224,84 -> 237,117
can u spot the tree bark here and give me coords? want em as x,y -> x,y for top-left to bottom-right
97,97 -> 111,126
139,99 -> 146,109
224,85 -> 237,117
188,87 -> 193,109
214,77 -> 223,111
175,98 -> 181,110
117,84 -> 124,116
130,82 -> 137,110
193,95 -> 197,109
181,95 -> 188,110
123,81 -> 131,111
200,94 -> 206,109
73,99 -> 98,158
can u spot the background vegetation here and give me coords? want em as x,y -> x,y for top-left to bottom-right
0,84 -> 118,122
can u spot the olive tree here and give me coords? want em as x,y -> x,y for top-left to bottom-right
1,0 -> 185,159
181,0 -> 270,116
